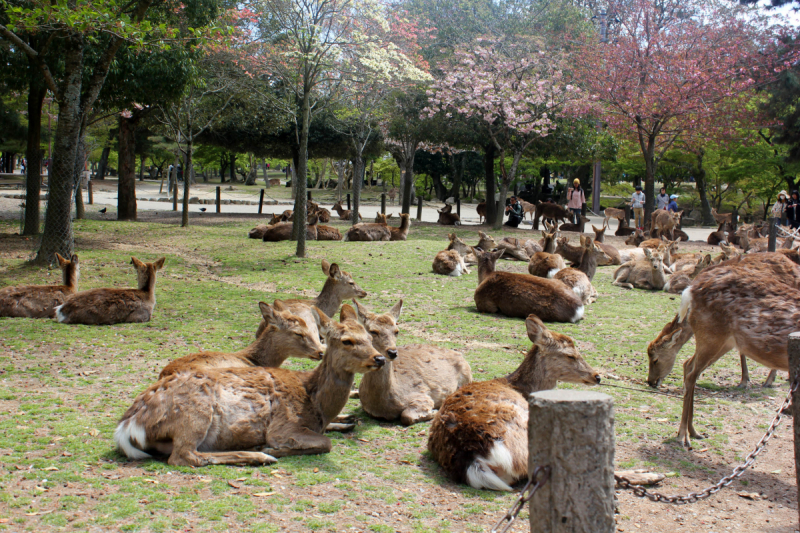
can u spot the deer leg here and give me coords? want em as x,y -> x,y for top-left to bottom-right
763,370 -> 778,388
325,423 -> 356,432
263,426 -> 332,458
192,451 -> 277,466
400,398 -> 436,426
736,353 -> 751,389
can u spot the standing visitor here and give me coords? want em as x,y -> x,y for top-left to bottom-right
631,185 -> 646,230
668,194 -> 679,213
656,187 -> 669,210
772,190 -> 788,220
567,179 -> 585,224
788,191 -> 800,229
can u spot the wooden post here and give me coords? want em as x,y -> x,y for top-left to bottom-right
381,193 -> 386,215
769,217 -> 778,252
789,332 -> 800,528
87,180 -> 93,205
173,180 -> 178,211
417,195 -> 423,222
528,390 -> 615,533
258,189 -> 265,214
347,193 -> 351,210
307,190 -> 312,202
456,195 -> 461,217
216,186 -> 221,213
624,205 -> 631,227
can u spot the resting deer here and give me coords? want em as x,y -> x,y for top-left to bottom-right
114,305 -> 385,465
249,225 -> 268,239
553,236 -> 598,304
160,301 -> 325,378
262,216 -> 319,242
389,213 -> 411,241
707,222 -> 732,246
354,300 -> 473,425
473,248 -> 585,322
256,260 -> 368,340
437,204 -> 461,225
56,257 -> 165,325
344,219 -> 391,242
647,254 -> 797,446
496,238 -> 532,261
624,229 -> 646,246
664,254 -> 711,294
592,223 -> 607,243
538,226 -> 559,253
0,253 -> 79,318
331,200 -> 361,221
710,242 -> 739,264
476,231 -> 498,251
528,251 -> 566,278
316,225 -> 343,241
737,228 -> 769,253
614,216 -> 638,236
427,315 -> 600,490
316,208 -> 331,223
374,212 -> 393,223
612,248 -> 667,290
432,234 -> 472,276
559,215 -> 590,233
476,201 -> 487,224
555,236 -> 611,266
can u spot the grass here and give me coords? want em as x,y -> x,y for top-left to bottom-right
0,216 -> 787,531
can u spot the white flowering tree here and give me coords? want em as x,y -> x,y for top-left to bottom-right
426,38 -> 588,229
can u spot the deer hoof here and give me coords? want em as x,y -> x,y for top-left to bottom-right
735,380 -> 751,390
325,423 -> 356,433
333,414 -> 357,424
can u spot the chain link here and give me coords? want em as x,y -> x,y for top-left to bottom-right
616,377 -> 798,504
491,466 -> 550,533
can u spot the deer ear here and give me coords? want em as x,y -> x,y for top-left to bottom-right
389,299 -> 403,320
328,263 -> 341,279
321,260 -> 331,276
340,304 -> 357,322
55,253 -> 68,267
154,257 -> 166,271
525,315 -> 547,343
352,299 -> 369,323
448,233 -> 455,241
259,302 -> 277,324
273,300 -> 287,311
131,257 -> 145,269
644,248 -> 653,259
312,306 -> 331,334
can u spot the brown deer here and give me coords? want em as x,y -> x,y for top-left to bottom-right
555,236 -> 611,266
711,208 -> 732,227
528,252 -> 566,278
663,254 -> 711,294
707,222 -> 732,246
614,216 -> 638,237
344,220 -> 391,242
710,242 -> 739,264
262,216 -> 319,242
473,249 -> 585,322
160,301 -> 325,378
476,201 -> 487,224
331,200 -> 361,221
533,202 -> 569,230
603,206 -> 627,228
255,260 -> 368,339
0,253 -> 79,318
476,231 -> 498,251
316,225 -> 343,241
389,213 -> 411,241
553,236 -> 598,304
647,254 -> 796,446
374,212 -> 393,223
612,248 -> 667,290
114,305 -> 385,465
592,223 -> 607,243
437,204 -> 461,225
354,300 -> 473,425
496,238 -> 533,261
56,257 -> 165,325
386,187 -> 398,203
624,228 -> 646,246
427,315 -> 600,490
538,225 -> 559,253
519,199 -> 536,220
737,227 -> 769,253
249,225 -> 268,239
559,215 -> 590,233
433,234 -> 472,276
316,208 -> 331,223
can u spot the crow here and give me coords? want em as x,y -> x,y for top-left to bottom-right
199,207 -> 207,213
99,207 -> 107,214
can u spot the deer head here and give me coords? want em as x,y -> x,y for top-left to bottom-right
647,315 -> 692,387
131,257 -> 165,290
353,299 -> 402,360
643,248 -> 664,272
447,234 -> 472,257
321,260 -> 368,299
477,231 -> 498,250
474,248 -> 505,283
55,253 -> 79,287
326,304 -> 385,373
259,301 -> 326,361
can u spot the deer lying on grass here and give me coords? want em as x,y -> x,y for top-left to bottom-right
432,234 -> 472,276
737,227 -> 769,253
249,225 -> 268,239
437,204 -> 461,225
344,219 -> 391,242
389,213 -> 411,241
528,252 -> 566,278
0,253 -> 79,318
710,243 -> 739,264
374,212 -> 393,223
160,301 -> 325,378
624,229 -> 646,246
262,216 -> 319,242
114,305 -> 385,465
707,222 -> 732,246
316,225 -> 343,241
555,236 -> 612,266
474,249 -> 585,322
354,301 -> 473,425
539,224 -> 559,253
663,254 -> 711,294
553,236 -> 598,304
615,216 -> 638,236
56,257 -> 165,325
427,315 -> 600,490
256,260 -> 368,341
592,223 -> 607,243
612,248 -> 667,290
332,200 -> 361,221
476,231 -> 498,251
496,238 -> 532,261
559,215 -> 590,233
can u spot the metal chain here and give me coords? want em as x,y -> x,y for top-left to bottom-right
616,377 -> 798,504
491,466 -> 551,533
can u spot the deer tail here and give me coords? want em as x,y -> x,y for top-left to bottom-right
678,287 -> 693,322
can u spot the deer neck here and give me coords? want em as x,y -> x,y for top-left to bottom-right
362,356 -> 396,392
63,264 -> 78,291
477,259 -> 496,284
504,346 -> 557,396
399,216 -> 409,231
238,330 -> 285,367
543,237 -> 555,253
313,279 -> 343,317
577,247 -> 597,278
305,356 -> 355,427
139,270 -> 157,301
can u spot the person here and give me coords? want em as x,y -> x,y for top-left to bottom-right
667,194 -> 679,212
567,179 -> 585,224
631,185 -> 646,230
788,191 -> 800,229
656,187 -> 669,210
504,196 -> 524,228
771,190 -> 788,220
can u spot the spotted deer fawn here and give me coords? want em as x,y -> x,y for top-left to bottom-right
0,253 -> 79,318
114,305 -> 384,466
427,315 -> 600,490
354,300 -> 472,425
56,257 -> 165,325
159,301 -> 326,378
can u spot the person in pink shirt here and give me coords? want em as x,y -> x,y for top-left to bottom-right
567,179 -> 585,224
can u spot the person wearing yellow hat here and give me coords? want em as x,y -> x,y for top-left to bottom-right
567,178 -> 585,224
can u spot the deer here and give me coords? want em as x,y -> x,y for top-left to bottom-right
612,248 -> 667,290
624,229 -> 646,246
711,208 -> 732,227
389,213 -> 411,241
255,260 -> 368,342
476,231 -> 498,251
710,242 -> 740,264
473,248 -> 585,322
646,254 -> 797,447
737,227 -> 769,253
374,212 -> 393,223
331,200 -> 361,221
603,206 -> 627,228
614,216 -> 638,236
437,204 -> 461,225
533,202 -> 569,230
114,304 -> 385,466
495,238 -> 533,261
476,201 -> 487,224
555,236 -> 612,266
159,301 -> 325,379
344,219 -> 391,242
519,199 -> 536,220
316,225 -> 343,241
427,315 -> 600,490
354,300 -> 473,425
663,254 -> 711,294
553,236 -> 598,304
592,222 -> 607,243
0,253 -> 79,318
262,215 -> 319,242
55,257 -> 165,325
707,222 -> 732,246
559,215 -> 590,233
538,224 -> 559,253
433,234 -> 472,276
249,225 -> 268,239
528,251 -> 566,278
316,208 -> 331,223
386,187 -> 398,203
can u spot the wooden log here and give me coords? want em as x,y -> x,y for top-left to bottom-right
528,390 -> 615,533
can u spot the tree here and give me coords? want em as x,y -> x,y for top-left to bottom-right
427,38 -> 587,228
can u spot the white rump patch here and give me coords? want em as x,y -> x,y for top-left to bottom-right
54,304 -> 67,323
571,305 -> 585,323
679,287 -> 693,322
466,442 -> 516,491
546,267 -> 562,278
449,264 -> 463,277
114,419 -> 151,460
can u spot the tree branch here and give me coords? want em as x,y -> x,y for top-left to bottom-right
0,24 -> 59,99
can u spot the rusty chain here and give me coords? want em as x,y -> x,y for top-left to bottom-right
616,377 -> 798,504
490,466 -> 550,533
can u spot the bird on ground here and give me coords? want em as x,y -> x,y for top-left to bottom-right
99,207 -> 107,214
199,207 -> 207,213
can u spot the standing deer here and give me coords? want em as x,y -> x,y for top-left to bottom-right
476,201 -> 487,224
114,305 -> 385,465
651,209 -> 683,240
612,248 -> 667,290
473,249 -> 585,322
711,208 -> 732,227
533,202 -> 569,230
354,300 -> 473,425
603,206 -> 627,228
159,301 -> 326,378
427,315 -> 600,490
56,257 -> 165,325
0,253 -> 79,318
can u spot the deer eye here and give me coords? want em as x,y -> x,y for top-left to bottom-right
294,333 -> 303,337
369,330 -> 379,335
342,339 -> 354,346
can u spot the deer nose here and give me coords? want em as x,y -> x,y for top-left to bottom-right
317,351 -> 325,360
594,374 -> 602,384
387,349 -> 398,360
373,356 -> 386,368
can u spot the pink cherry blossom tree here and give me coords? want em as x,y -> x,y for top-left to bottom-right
426,38 -> 588,229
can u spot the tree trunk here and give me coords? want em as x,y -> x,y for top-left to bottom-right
74,137 -> 86,220
220,153 -> 226,183
693,149 -> 714,226
431,172 -> 447,201
117,115 -> 138,221
228,153 -> 236,183
352,154 -> 364,227
401,153 -> 416,215
182,137 -> 193,227
484,144 -> 497,226
138,154 -> 145,181
293,88 -> 310,257
23,81 -> 46,236
96,146 -> 110,180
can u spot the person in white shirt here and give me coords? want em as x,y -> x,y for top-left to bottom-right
631,186 -> 646,230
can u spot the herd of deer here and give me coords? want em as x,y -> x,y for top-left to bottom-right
0,203 -> 796,492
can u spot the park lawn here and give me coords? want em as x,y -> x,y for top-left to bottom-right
0,217 -> 793,532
